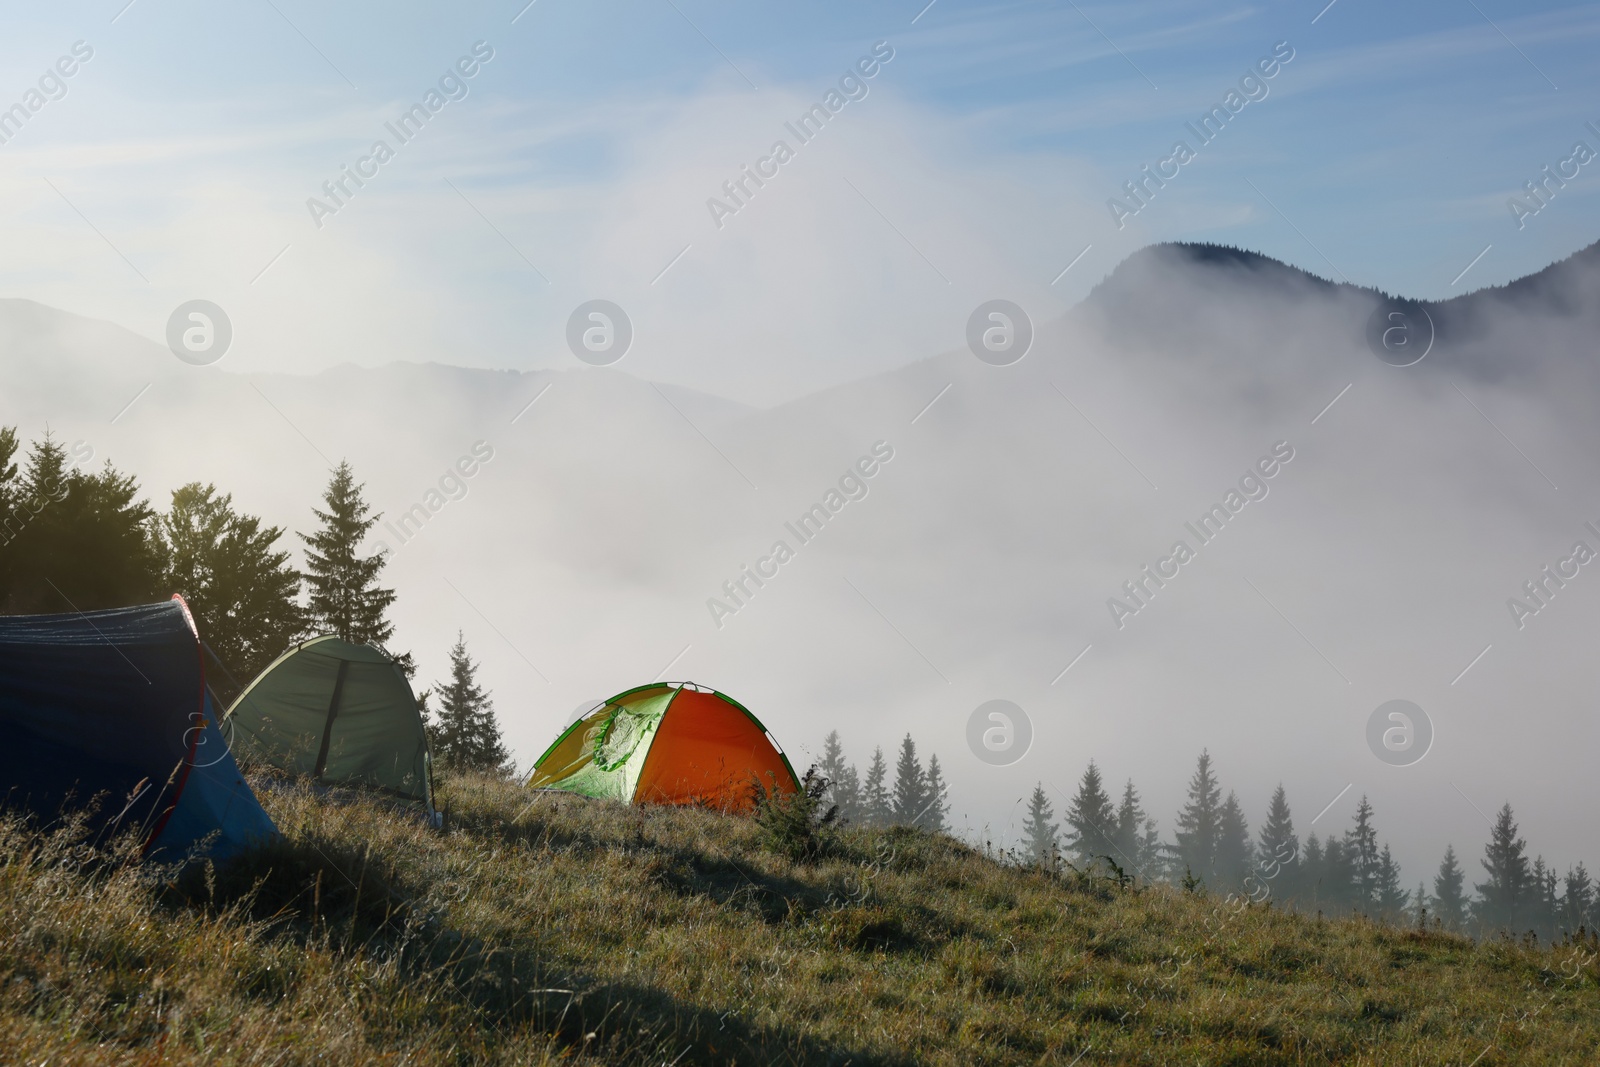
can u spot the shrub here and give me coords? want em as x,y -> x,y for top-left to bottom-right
752,765 -> 837,862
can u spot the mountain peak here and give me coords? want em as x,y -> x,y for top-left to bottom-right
1094,237 -> 1600,306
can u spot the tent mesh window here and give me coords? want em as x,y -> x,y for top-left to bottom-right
595,703 -> 656,769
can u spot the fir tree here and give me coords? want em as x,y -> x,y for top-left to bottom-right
1531,857 -> 1559,941
1433,845 -> 1469,931
1321,837 -> 1354,913
1474,803 -> 1531,934
819,732 -> 862,824
1257,783 -> 1300,899
4,434 -> 164,613
820,730 -> 845,782
1113,779 -> 1161,881
819,731 -> 850,813
862,747 -> 892,827
66,463 -> 167,606
0,428 -> 51,604
1562,863 -> 1594,936
1299,833 -> 1325,912
24,432 -> 66,496
1172,751 -> 1223,887
1412,881 -> 1430,928
1214,791 -> 1254,893
1138,817 -> 1164,880
158,483 -> 306,685
0,426 -> 19,492
0,426 -> 22,594
429,632 -> 511,774
300,461 -> 398,649
1545,861 -> 1562,934
1345,795 -> 1381,914
833,763 -> 863,825
890,734 -> 929,827
1063,760 -> 1117,871
1020,782 -> 1058,867
1529,856 -> 1549,938
921,754 -> 950,832
1374,844 -> 1408,921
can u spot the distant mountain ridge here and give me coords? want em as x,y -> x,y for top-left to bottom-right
1073,238 -> 1600,385
1086,238 -> 1600,311
1,236 -> 1596,420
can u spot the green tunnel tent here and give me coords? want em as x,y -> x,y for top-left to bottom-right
527,682 -> 799,813
225,637 -> 434,812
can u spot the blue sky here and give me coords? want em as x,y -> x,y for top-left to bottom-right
1,0 -> 1597,401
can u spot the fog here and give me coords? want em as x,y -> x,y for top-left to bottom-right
4,236 -> 1599,888
3,0 -> 1599,895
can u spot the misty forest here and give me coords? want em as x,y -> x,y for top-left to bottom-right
3,419 -> 1590,949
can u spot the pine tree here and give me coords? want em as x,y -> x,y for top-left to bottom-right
820,730 -> 845,782
1321,837 -> 1354,914
300,461 -> 397,649
1138,817 -> 1164,881
21,432 -> 66,501
4,434 -> 164,613
159,483 -> 306,686
1063,760 -> 1117,871
429,632 -> 511,774
1531,857 -> 1559,942
1412,881 -> 1430,928
1345,796 -> 1381,914
1214,791 -> 1254,894
1113,779 -> 1161,882
8,434 -> 85,609
1530,856 -> 1549,938
921,754 -> 950,832
1299,833 -> 1324,912
1374,844 -> 1408,922
1562,863 -> 1594,936
1545,862 -> 1561,936
819,732 -> 862,824
890,734 -> 929,827
0,426 -> 23,596
819,731 -> 850,813
1138,805 -> 1164,880
0,426 -> 19,491
1172,751 -> 1223,887
1474,803 -> 1531,934
1257,783 -> 1300,901
1020,782 -> 1058,867
862,747 -> 892,827
1433,845 -> 1468,931
833,763 -> 863,825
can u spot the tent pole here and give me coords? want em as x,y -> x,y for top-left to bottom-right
313,659 -> 350,779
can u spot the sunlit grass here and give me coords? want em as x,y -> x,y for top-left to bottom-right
0,772 -> 1594,1064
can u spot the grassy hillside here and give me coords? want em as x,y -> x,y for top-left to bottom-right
2,773 -> 1597,1066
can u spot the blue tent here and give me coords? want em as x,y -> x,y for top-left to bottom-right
0,597 -> 276,859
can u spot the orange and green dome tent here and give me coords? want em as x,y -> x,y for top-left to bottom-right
527,682 -> 798,812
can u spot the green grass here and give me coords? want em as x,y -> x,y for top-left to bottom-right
1,773 -> 1596,1065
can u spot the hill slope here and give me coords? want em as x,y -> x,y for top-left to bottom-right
3,777 -> 1596,1066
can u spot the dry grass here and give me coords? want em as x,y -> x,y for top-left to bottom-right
0,773 -> 1596,1065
